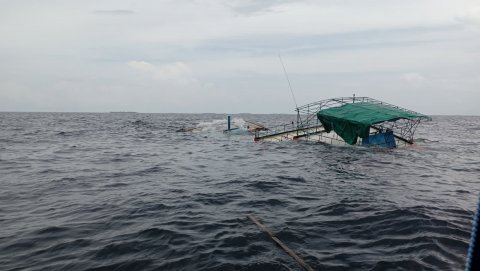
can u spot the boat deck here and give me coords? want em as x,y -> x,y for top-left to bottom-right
255,126 -> 412,147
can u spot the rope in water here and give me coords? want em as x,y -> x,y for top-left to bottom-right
465,193 -> 480,271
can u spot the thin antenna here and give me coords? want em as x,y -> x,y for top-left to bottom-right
278,54 -> 298,109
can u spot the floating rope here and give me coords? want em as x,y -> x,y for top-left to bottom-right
465,193 -> 480,271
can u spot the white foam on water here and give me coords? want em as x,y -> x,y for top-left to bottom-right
195,119 -> 227,132
195,118 -> 249,133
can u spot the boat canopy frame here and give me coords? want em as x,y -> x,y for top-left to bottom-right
296,97 -> 431,143
255,96 -> 431,145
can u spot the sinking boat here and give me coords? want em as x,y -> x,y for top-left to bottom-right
223,116 -> 268,135
254,96 -> 431,148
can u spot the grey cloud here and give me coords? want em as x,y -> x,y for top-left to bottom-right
93,9 -> 135,15
194,25 -> 464,56
1,0 -> 479,114
227,0 -> 295,15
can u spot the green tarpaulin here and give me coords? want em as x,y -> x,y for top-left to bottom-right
317,102 -> 426,145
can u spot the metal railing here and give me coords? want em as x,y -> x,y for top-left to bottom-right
255,97 -> 431,143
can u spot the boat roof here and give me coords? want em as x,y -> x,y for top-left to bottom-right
318,101 -> 428,124
317,101 -> 430,145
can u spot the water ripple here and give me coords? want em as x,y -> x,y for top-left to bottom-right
0,113 -> 478,270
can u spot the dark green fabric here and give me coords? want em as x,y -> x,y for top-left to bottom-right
317,102 -> 425,145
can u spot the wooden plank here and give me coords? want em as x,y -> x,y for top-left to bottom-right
255,125 -> 323,141
293,129 -> 325,139
247,215 -> 315,271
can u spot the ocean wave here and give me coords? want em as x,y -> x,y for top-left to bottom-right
0,113 -> 477,271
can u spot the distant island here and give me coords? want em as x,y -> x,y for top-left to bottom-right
109,111 -> 138,113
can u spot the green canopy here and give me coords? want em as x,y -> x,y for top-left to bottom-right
317,102 -> 426,145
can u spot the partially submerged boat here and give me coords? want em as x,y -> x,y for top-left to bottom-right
223,116 -> 268,135
254,97 -> 431,148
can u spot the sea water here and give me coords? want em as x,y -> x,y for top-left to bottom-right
0,112 -> 479,270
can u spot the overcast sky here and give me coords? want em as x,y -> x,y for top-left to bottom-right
1,0 -> 479,114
